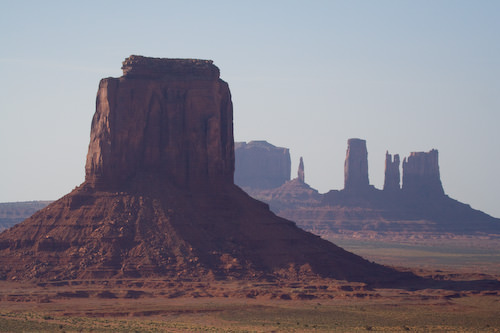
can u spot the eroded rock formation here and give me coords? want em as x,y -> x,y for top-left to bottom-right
237,139 -> 500,241
249,156 -> 321,215
0,56 -> 400,284
344,138 -> 370,192
298,157 -> 305,183
383,152 -> 400,192
402,149 -> 444,196
86,56 -> 234,190
234,141 -> 291,189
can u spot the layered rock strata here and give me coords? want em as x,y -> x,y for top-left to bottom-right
0,56 -> 400,284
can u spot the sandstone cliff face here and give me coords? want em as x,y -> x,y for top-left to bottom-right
402,149 -> 444,196
86,55 -> 234,190
383,152 -> 400,192
344,138 -> 370,192
234,141 -> 291,189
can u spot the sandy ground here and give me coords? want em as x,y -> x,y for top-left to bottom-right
0,272 -> 499,332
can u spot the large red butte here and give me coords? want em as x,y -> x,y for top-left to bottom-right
0,56 -> 405,284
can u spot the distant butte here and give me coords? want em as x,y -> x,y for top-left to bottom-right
0,56 -> 406,284
237,139 -> 500,238
234,141 -> 291,190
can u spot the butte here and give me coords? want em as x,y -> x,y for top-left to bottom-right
0,56 -> 407,284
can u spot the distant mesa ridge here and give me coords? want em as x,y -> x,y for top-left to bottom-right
236,138 -> 500,237
340,139 -> 444,197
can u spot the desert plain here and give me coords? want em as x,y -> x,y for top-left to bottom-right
1,245 -> 500,332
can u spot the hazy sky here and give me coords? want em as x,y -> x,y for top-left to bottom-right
1,1 -> 499,217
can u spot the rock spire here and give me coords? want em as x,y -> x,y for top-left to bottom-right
383,151 -> 400,192
344,138 -> 370,191
298,157 -> 305,183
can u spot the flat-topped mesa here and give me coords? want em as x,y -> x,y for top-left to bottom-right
402,149 -> 444,196
383,151 -> 400,192
344,138 -> 370,192
234,141 -> 291,190
121,55 -> 220,80
85,55 -> 234,190
298,157 -> 305,183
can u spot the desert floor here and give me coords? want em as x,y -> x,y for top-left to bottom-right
1,267 -> 499,333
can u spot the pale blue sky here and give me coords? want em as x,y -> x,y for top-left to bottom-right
1,1 -> 499,217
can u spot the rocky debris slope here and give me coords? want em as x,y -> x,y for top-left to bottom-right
0,56 -> 403,284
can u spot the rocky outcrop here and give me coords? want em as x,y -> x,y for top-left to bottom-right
383,152 -> 400,192
402,149 -> 444,196
86,55 -> 234,190
344,138 -> 370,192
298,157 -> 305,183
234,141 -> 291,189
0,56 -> 400,284
248,157 -> 321,215
237,139 -> 500,241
